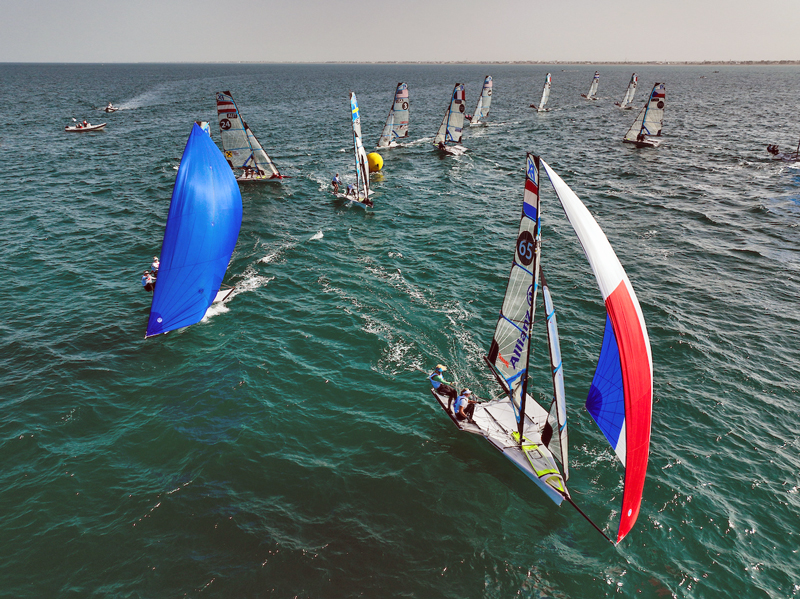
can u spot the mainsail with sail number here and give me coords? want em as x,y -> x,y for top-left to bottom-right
531,73 -> 552,112
216,91 -> 284,181
616,73 -> 638,109
468,76 -> 492,126
433,83 -> 467,155
623,83 -> 665,148
377,82 -> 409,148
336,92 -> 373,209
582,71 -> 600,100
430,154 -> 653,544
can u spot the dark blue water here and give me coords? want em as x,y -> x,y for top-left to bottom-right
0,63 -> 798,598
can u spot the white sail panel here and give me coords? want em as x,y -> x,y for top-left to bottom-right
487,155 -> 541,408
377,82 -> 409,147
472,76 -> 492,124
586,71 -> 599,98
619,73 -> 638,107
624,83 -> 665,142
541,270 -> 569,478
245,125 -> 280,177
434,83 -> 466,145
539,73 -> 551,110
216,91 -> 252,169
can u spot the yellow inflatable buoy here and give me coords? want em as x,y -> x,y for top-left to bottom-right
367,152 -> 383,173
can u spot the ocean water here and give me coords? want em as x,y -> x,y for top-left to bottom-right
0,63 -> 798,598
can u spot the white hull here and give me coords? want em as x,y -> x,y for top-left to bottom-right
212,286 -> 235,304
432,388 -> 566,505
581,95 -> 598,100
334,192 -> 372,209
530,105 -> 551,112
624,136 -> 663,148
65,123 -> 106,132
435,143 -> 467,156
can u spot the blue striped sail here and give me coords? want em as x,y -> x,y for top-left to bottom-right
145,123 -> 243,338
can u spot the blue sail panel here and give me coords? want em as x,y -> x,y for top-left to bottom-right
585,314 -> 625,449
146,124 -> 243,337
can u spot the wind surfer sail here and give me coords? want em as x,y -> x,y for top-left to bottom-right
145,123 -> 243,338
429,154 -> 653,544
581,71 -> 600,100
623,83 -> 665,148
467,76 -> 492,126
216,91 -> 285,182
377,82 -> 409,148
615,73 -> 638,109
433,83 -> 467,155
530,73 -> 552,112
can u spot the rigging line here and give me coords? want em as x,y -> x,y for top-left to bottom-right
565,496 -> 613,544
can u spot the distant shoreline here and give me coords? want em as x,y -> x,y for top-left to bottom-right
1,60 -> 799,66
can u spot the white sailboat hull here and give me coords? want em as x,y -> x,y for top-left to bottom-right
624,136 -> 663,148
334,192 -> 372,209
236,173 -> 284,183
65,123 -> 106,132
432,388 -> 566,506
435,144 -> 467,156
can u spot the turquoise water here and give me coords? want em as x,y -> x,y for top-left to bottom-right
1,63 -> 799,598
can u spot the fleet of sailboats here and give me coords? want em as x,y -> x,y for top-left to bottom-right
145,123 -> 243,338
623,83 -> 666,148
530,73 -> 552,112
377,82 -> 409,148
216,91 -> 285,182
581,71 -> 600,100
434,83 -> 467,155
430,154 -> 653,543
467,76 -> 492,126
615,73 -> 638,109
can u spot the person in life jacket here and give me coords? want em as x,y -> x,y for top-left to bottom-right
429,364 -> 457,407
141,270 -> 155,292
151,256 -> 160,274
453,389 -> 476,422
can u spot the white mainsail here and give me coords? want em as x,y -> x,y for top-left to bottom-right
532,73 -> 552,112
434,83 -> 466,148
349,92 -> 371,205
623,83 -> 665,147
617,73 -> 638,108
377,82 -> 409,148
583,71 -> 599,99
215,91 -> 283,180
470,76 -> 493,125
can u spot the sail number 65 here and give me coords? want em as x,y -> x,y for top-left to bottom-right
517,230 -> 536,266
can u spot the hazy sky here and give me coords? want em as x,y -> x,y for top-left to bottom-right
1,0 -> 798,63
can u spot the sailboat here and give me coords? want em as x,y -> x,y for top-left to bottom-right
430,154 -> 653,544
433,83 -> 467,156
215,91 -> 285,182
530,73 -> 552,112
376,82 -> 409,148
467,76 -> 492,126
615,73 -> 638,109
766,139 -> 800,162
581,71 -> 600,100
336,92 -> 373,209
145,123 -> 243,338
623,83 -> 666,148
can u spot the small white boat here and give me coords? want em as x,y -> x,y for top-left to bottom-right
434,83 -> 467,155
104,103 -> 118,113
615,73 -> 638,109
581,71 -> 600,100
530,73 -> 552,112
65,121 -> 106,132
623,83 -> 666,148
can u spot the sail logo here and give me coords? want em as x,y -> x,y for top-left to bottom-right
509,305 -> 532,370
527,159 -> 538,183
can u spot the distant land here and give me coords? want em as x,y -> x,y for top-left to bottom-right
3,60 -> 798,66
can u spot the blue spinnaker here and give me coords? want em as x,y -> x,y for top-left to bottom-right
146,123 -> 243,338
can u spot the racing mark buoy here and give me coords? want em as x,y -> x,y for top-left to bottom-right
367,152 -> 383,172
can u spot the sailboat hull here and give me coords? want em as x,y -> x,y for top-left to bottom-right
431,388 -> 566,506
623,137 -> 663,149
435,144 -> 467,156
236,173 -> 285,183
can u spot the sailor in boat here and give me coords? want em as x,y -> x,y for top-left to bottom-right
141,270 -> 155,292
345,183 -> 355,197
151,256 -> 160,275
332,173 -> 342,193
428,364 -> 457,407
453,389 -> 476,422
437,141 -> 447,152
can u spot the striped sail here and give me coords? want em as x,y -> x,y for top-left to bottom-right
434,83 -> 466,145
487,154 -> 541,429
377,82 -> 409,147
624,83 -> 665,142
216,91 -> 281,177
537,73 -> 552,111
541,159 -> 653,544
471,76 -> 492,124
146,124 -> 243,338
540,269 -> 568,478
585,71 -> 599,98
350,92 -> 370,201
619,73 -> 638,108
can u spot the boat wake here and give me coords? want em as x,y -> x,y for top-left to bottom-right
202,267 -> 275,322
309,231 -> 323,241
117,87 -> 166,110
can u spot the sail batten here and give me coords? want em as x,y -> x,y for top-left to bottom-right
540,159 -> 652,544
